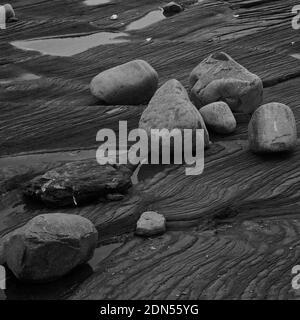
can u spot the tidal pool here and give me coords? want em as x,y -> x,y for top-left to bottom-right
126,10 -> 166,31
11,32 -> 130,57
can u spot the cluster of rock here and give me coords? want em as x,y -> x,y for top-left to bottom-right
4,51 -> 297,284
91,52 -> 297,154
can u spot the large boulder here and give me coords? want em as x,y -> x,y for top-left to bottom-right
139,79 -> 210,147
4,213 -> 98,282
189,52 -> 263,114
135,211 -> 166,237
90,59 -> 158,105
248,102 -> 297,153
199,101 -> 236,134
23,160 -> 134,207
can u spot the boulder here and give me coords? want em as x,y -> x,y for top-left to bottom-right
135,211 -> 166,236
248,102 -> 297,153
4,213 -> 98,282
199,101 -> 236,134
90,59 -> 158,105
162,2 -> 183,16
23,160 -> 134,207
189,52 -> 263,114
139,79 -> 210,147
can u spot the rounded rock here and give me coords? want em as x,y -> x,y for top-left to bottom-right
135,211 -> 166,237
248,102 -> 297,153
90,59 -> 158,105
200,101 -> 236,134
4,213 -> 98,282
189,52 -> 263,114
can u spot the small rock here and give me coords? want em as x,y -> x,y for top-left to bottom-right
4,3 -> 15,22
23,160 -> 134,207
139,79 -> 210,147
106,193 -> 124,201
135,211 -> 166,237
200,101 -> 236,134
248,102 -> 297,153
110,14 -> 118,20
162,2 -> 183,16
90,59 -> 158,105
189,52 -> 263,114
4,213 -> 98,282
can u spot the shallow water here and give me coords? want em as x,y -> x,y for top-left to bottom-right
11,32 -> 130,57
84,0 -> 111,5
126,10 -> 166,31
291,53 -> 300,60
0,73 -> 40,84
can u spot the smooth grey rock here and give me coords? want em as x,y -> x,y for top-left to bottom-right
248,102 -> 297,153
139,79 -> 210,147
135,211 -> 166,237
189,52 -> 263,114
23,160 -> 134,207
200,101 -> 236,134
4,213 -> 98,282
90,59 -> 158,105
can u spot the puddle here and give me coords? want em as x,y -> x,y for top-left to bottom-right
11,32 -> 130,57
84,0 -> 111,5
291,53 -> 300,60
0,73 -> 40,84
126,10 -> 166,31
88,243 -> 122,270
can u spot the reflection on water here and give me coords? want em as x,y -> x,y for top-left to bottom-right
84,0 -> 111,5
291,53 -> 300,60
0,73 -> 40,84
126,10 -> 166,31
11,32 -> 130,57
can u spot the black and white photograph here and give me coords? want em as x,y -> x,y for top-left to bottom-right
0,0 -> 300,309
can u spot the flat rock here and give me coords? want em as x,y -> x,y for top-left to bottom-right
4,213 -> 98,282
248,102 -> 297,153
23,160 -> 134,207
135,211 -> 166,237
189,52 -> 263,114
200,101 -> 236,134
139,79 -> 210,147
90,59 -> 158,105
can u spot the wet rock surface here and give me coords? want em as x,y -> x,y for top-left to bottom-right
23,160 -> 134,207
90,59 -> 158,105
248,102 -> 297,153
4,213 -> 98,282
135,211 -> 166,236
200,101 -> 236,134
189,52 -> 263,114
